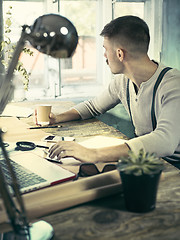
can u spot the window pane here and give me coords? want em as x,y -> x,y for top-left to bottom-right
114,2 -> 144,19
3,0 -> 99,100
3,1 -> 46,101
59,0 -> 98,97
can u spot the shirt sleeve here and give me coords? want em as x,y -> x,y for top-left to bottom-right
72,77 -> 122,119
127,70 -> 180,157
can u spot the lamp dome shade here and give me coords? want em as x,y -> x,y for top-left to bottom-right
29,14 -> 78,58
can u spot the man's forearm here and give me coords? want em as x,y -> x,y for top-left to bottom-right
55,108 -> 81,123
94,143 -> 130,163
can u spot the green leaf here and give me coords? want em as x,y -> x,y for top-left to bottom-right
117,149 -> 164,176
5,18 -> 12,28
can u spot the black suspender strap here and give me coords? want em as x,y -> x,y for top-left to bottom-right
126,79 -> 135,135
126,67 -> 180,166
151,67 -> 172,130
126,79 -> 133,124
127,67 -> 172,131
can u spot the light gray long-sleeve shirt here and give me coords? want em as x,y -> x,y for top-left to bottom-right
73,63 -> 180,161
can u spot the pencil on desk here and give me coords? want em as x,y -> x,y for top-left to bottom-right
28,125 -> 62,129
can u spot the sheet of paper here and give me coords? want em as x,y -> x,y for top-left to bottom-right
1,105 -> 33,118
79,135 -> 127,148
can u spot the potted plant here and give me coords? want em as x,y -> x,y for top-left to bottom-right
117,149 -> 164,213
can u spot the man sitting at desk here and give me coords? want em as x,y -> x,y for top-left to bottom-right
36,16 -> 180,169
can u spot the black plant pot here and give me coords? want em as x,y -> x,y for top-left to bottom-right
120,171 -> 162,213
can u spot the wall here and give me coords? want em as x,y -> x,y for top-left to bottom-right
161,0 -> 180,70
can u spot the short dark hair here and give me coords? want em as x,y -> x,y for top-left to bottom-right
100,15 -> 150,54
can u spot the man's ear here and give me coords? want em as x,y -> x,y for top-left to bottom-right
116,48 -> 124,62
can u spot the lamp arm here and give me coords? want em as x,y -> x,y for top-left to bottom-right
0,26 -> 31,236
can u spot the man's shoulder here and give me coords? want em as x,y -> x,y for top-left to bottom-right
157,64 -> 180,93
163,66 -> 180,82
168,67 -> 180,78
157,63 -> 180,86
159,62 -> 180,76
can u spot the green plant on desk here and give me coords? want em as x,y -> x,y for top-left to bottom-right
0,6 -> 33,90
117,149 -> 164,213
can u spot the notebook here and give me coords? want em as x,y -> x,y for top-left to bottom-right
1,105 -> 33,118
0,144 -> 76,195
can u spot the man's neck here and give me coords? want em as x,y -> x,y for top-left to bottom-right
124,56 -> 158,88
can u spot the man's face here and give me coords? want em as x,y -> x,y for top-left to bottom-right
103,37 -> 124,74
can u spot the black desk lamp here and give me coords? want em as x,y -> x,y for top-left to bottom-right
0,14 -> 78,239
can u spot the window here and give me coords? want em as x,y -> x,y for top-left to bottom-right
46,0 -> 99,99
2,0 -> 45,100
2,0 -> 161,101
3,0 -> 101,100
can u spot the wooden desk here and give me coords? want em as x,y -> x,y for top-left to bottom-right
0,101 -> 180,240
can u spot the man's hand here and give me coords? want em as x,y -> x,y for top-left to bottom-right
49,112 -> 58,125
48,141 -> 129,163
33,109 -> 58,125
33,108 -> 81,125
48,141 -> 98,163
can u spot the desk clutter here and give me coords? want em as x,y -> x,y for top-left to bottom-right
0,107 -> 179,239
0,142 -> 76,195
0,116 -> 124,229
0,134 -> 125,197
